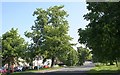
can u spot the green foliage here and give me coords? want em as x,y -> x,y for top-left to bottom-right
77,47 -> 91,65
78,2 -> 120,65
2,28 -> 27,65
66,49 -> 78,66
25,5 -> 74,66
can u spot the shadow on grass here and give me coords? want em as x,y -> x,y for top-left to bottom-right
11,70 -> 120,75
12,72 -> 88,75
89,69 -> 120,73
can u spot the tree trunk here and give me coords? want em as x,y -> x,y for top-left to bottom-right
105,62 -> 108,66
115,59 -> 118,67
51,57 -> 55,67
43,58 -> 47,64
110,61 -> 114,65
7,62 -> 11,75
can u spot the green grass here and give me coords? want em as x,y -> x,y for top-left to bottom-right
88,65 -> 120,73
11,67 -> 62,75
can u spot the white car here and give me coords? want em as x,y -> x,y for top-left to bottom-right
14,66 -> 23,72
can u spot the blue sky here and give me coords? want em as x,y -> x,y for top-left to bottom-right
2,2 -> 89,48
0,2 -> 2,36
1,0 -> 86,2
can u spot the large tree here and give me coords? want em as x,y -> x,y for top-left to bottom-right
78,2 -> 120,66
25,5 -> 74,67
2,28 -> 27,73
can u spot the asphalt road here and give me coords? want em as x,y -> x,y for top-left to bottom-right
12,61 -> 120,75
14,61 -> 120,75
14,61 -> 97,75
42,61 -> 95,73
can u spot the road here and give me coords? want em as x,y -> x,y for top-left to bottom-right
14,61 -> 120,75
58,61 -> 95,72
15,61 -> 96,75
41,61 -> 95,73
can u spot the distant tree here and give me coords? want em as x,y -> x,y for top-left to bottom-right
77,47 -> 90,65
66,49 -> 78,66
2,28 -> 27,73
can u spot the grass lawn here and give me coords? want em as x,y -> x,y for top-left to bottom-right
88,65 -> 120,73
11,67 -> 62,75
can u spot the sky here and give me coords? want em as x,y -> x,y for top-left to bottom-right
0,2 -> 2,36
2,2 -> 89,49
1,0 -> 86,2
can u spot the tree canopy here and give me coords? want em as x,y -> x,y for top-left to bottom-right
78,2 -> 120,66
77,47 -> 91,65
25,5 -> 75,66
2,28 -> 27,67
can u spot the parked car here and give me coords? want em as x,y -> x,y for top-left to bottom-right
22,66 -> 29,71
0,67 -> 7,74
14,66 -> 23,72
14,66 -> 29,72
